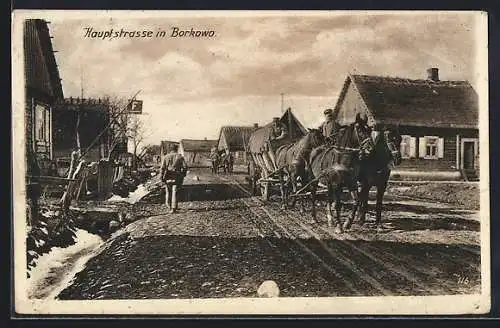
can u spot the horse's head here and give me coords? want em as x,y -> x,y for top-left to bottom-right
306,128 -> 326,147
383,128 -> 402,166
369,127 -> 403,166
353,123 -> 376,160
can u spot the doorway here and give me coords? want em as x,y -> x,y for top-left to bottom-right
463,142 -> 475,169
461,138 -> 478,170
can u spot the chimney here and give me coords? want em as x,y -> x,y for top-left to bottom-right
253,123 -> 259,128
427,67 -> 439,82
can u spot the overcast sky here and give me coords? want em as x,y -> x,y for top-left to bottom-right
47,12 -> 480,146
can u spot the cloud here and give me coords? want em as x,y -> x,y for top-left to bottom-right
46,12 -> 480,145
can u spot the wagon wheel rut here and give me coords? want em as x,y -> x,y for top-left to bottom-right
221,176 -> 395,295
219,174 -> 480,296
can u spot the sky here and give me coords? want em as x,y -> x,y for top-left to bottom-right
47,11 -> 481,147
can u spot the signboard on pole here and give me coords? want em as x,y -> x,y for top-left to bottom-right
126,99 -> 143,114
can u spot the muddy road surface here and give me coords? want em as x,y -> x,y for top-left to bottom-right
58,168 -> 481,299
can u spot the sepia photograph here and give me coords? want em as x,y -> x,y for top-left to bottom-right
11,10 -> 490,315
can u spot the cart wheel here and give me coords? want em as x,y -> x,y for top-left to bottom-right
261,182 -> 269,201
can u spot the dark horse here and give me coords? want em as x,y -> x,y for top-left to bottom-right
273,128 -> 326,209
306,138 -> 365,233
336,122 -> 402,228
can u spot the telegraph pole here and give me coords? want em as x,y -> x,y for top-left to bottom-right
280,93 -> 284,113
76,65 -> 84,151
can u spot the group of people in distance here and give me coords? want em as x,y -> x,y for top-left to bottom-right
160,108 -> 371,213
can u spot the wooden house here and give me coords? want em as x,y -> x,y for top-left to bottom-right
217,125 -> 259,164
24,19 -> 64,175
179,138 -> 218,167
333,68 -> 479,181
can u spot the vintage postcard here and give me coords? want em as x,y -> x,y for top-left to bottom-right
11,10 -> 490,315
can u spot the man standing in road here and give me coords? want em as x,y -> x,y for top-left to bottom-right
319,108 -> 341,145
160,144 -> 188,213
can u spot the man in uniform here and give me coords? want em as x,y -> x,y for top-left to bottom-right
209,147 -> 219,174
355,112 -> 371,131
225,150 -> 234,173
160,144 -> 188,213
319,108 -> 341,144
267,117 -> 288,170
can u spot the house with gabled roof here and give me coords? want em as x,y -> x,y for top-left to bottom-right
179,138 -> 218,167
24,19 -> 64,175
217,125 -> 259,164
333,68 -> 479,181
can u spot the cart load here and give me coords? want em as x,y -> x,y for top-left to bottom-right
246,108 -> 309,200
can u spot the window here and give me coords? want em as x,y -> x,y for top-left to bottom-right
419,136 -> 444,159
34,103 -> 50,143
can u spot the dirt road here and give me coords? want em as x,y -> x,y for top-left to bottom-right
57,168 -> 481,299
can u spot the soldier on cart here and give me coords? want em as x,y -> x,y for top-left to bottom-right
318,108 -> 341,145
266,117 -> 288,170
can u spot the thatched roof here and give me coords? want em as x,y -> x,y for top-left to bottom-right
180,139 -> 218,152
248,108 -> 308,154
217,126 -> 258,152
24,19 -> 64,100
333,74 -> 478,129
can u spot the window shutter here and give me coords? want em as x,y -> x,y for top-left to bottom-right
418,137 -> 426,158
438,137 -> 445,158
409,137 -> 417,158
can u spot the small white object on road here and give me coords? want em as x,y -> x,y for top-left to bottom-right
257,280 -> 280,298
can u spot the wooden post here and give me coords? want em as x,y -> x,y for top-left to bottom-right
287,107 -> 293,140
75,170 -> 87,200
97,161 -> 103,199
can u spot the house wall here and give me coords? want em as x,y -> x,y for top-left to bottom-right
233,151 -> 248,164
184,151 -> 211,167
336,83 -> 370,126
53,147 -> 103,163
397,126 -> 478,171
26,91 -> 54,176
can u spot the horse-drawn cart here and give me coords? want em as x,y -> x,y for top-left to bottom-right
247,125 -> 333,209
246,112 -> 322,204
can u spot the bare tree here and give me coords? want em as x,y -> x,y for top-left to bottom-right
100,95 -> 130,161
127,115 -> 145,170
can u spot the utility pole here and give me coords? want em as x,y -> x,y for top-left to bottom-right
75,65 -> 84,152
280,93 -> 284,113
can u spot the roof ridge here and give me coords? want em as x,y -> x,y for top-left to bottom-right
352,74 -> 472,84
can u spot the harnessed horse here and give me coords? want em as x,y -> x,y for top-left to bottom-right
273,129 -> 325,209
336,122 -> 402,228
305,134 -> 363,233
